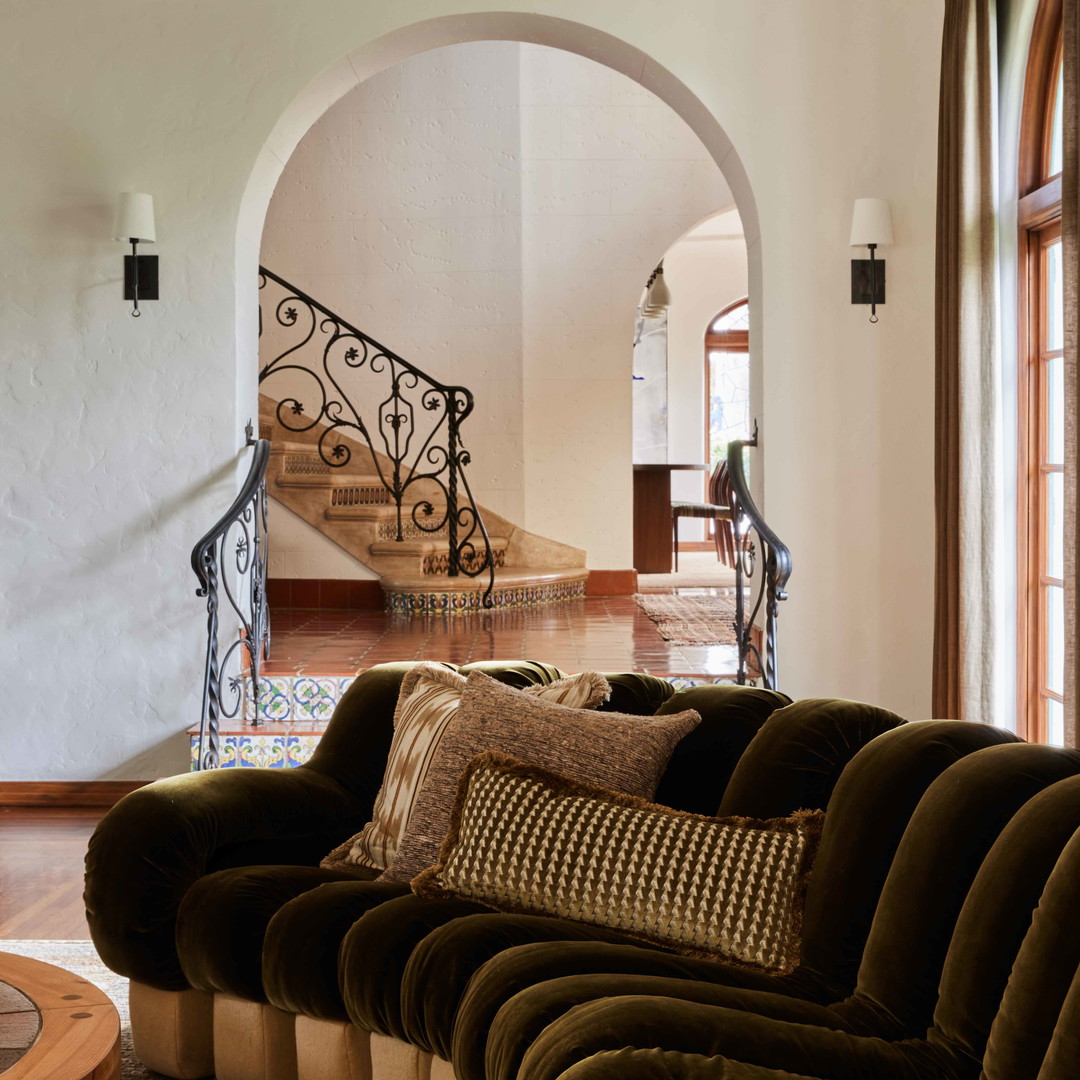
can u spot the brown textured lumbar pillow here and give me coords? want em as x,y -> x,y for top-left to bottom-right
378,671 -> 701,884
321,664 -> 613,873
413,752 -> 823,974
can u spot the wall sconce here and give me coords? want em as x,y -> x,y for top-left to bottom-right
849,198 -> 893,323
641,263 -> 671,318
114,192 -> 157,317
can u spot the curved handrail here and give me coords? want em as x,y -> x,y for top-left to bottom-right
191,438 -> 271,593
258,267 -> 474,407
190,434 -> 271,770
727,424 -> 791,690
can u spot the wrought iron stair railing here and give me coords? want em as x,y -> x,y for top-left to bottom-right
727,424 -> 792,690
258,266 -> 495,604
190,425 -> 270,771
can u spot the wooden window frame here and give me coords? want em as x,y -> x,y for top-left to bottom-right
1016,0 -> 1063,742
704,298 -> 749,469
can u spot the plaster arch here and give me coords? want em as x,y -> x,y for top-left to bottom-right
235,12 -> 764,540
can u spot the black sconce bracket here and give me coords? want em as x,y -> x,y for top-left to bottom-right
850,257 -> 886,306
124,254 -> 159,301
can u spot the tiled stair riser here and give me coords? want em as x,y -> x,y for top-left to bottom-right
188,674 -> 736,770
384,577 -> 587,616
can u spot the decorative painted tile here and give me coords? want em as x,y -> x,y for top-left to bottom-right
247,676 -> 293,722
292,677 -> 338,721
383,576 -> 587,616
287,735 -> 322,767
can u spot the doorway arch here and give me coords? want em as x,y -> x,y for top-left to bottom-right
237,12 -> 761,389
235,13 -> 764,564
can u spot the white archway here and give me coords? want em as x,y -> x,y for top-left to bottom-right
234,12 -> 764,557
236,11 -> 762,417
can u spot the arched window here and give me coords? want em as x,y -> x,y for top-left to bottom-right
1017,0 -> 1064,743
705,299 -> 750,468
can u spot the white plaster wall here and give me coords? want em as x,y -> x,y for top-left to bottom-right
663,213 -> 749,538
268,502 -> 378,580
260,42 -> 731,569
0,1 -> 942,779
516,45 -> 731,558
261,42 -> 527,537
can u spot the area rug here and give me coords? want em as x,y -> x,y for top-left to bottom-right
637,551 -> 739,591
633,593 -> 739,645
0,940 -> 163,1079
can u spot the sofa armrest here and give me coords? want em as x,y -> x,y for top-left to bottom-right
85,765 -> 368,990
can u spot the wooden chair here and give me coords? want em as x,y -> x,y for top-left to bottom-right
671,460 -> 734,571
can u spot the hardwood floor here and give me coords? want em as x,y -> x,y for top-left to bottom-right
0,808 -> 104,939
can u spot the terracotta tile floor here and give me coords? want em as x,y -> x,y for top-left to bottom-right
264,594 -> 737,678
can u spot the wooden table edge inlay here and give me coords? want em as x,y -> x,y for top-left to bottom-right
0,953 -> 120,1080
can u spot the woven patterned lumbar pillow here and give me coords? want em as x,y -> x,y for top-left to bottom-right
413,752 -> 824,974
378,671 -> 702,884
321,664 -> 613,873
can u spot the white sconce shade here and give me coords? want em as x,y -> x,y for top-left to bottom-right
114,192 -> 156,243
849,198 -> 893,247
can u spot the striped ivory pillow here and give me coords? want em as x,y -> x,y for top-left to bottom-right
413,753 -> 824,974
321,664 -> 611,873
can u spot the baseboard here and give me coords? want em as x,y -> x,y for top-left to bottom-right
266,578 -> 384,610
0,781 -> 150,807
586,570 -> 638,596
677,541 -> 716,552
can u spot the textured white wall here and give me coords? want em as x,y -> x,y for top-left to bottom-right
0,1 -> 942,779
261,42 -> 731,569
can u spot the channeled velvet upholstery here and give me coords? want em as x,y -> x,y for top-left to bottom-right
476,747 -> 1080,1080
555,1048 -> 821,1080
340,700 -> 912,1047
84,660 -> 564,990
388,720 -> 1016,1071
87,664 -> 789,1006
175,866 -> 405,1003
651,685 -> 791,814
498,766 -> 1080,1080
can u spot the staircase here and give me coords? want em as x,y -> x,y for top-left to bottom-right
258,269 -> 588,613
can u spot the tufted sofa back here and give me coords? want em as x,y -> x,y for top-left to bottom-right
787,720 -> 1022,1000
832,743 -> 1080,1039
948,778 -> 1080,1079
305,662 -> 794,816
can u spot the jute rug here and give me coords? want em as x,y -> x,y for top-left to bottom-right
633,593 -> 739,646
0,940 -> 162,1079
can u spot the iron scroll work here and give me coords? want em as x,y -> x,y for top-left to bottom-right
190,428 -> 271,771
258,267 -> 495,606
727,426 -> 792,690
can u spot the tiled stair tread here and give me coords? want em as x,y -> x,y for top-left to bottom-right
380,565 -> 588,592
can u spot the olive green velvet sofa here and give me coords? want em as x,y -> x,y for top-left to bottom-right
502,766 -> 1080,1080
85,660 -> 1058,1080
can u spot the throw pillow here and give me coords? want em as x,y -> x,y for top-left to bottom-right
321,664 -> 612,873
413,752 -> 824,975
380,670 -> 702,883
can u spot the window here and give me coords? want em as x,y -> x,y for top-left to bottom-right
1017,0 -> 1064,743
705,299 -> 750,469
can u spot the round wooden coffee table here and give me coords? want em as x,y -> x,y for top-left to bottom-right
0,953 -> 119,1080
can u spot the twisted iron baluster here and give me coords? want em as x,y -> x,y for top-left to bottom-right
197,547 -> 222,771
447,392 -> 460,577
